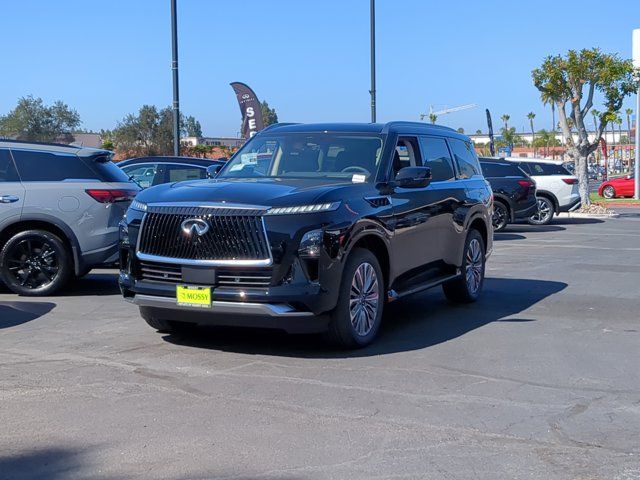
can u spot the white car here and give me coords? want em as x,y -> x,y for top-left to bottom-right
506,158 -> 580,225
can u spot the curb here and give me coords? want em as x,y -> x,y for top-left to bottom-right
556,212 -> 620,219
593,202 -> 640,208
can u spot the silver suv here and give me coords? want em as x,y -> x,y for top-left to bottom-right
0,140 -> 138,295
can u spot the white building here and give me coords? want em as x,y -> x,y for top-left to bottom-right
181,136 -> 245,148
469,130 -> 633,146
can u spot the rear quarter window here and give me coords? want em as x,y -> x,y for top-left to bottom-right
527,162 -> 571,176
88,155 -> 131,182
11,150 -> 100,181
480,162 -> 524,178
448,139 -> 481,179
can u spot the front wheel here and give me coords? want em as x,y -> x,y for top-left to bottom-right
324,248 -> 384,349
442,229 -> 485,303
602,185 -> 615,199
0,229 -> 72,296
528,197 -> 554,225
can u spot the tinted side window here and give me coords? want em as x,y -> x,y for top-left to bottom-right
0,149 -> 19,182
480,162 -> 523,178
448,139 -> 481,179
528,163 -> 571,176
88,156 -> 131,183
12,150 -> 100,181
166,164 -> 207,182
418,136 -> 455,181
122,164 -> 158,188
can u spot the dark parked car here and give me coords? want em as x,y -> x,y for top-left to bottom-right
119,122 -> 493,348
479,157 -> 537,231
118,156 -> 225,188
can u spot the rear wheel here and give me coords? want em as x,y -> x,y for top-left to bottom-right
528,197 -> 554,225
0,229 -> 72,296
492,201 -> 509,232
602,185 -> 615,199
324,248 -> 384,349
442,229 -> 485,303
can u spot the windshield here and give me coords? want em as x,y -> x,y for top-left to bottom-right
218,133 -> 384,182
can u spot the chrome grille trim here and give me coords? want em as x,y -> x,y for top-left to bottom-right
136,205 -> 272,267
137,261 -> 273,288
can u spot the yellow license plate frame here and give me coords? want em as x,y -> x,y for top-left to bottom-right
176,285 -> 211,308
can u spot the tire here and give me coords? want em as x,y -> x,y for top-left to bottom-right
492,201 -> 509,232
324,248 -> 385,349
442,229 -> 485,303
0,229 -> 72,296
528,197 -> 554,225
602,185 -> 615,199
140,307 -> 175,333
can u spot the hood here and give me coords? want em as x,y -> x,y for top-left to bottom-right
136,177 -> 371,207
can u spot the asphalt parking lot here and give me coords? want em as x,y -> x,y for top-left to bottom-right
1,212 -> 639,480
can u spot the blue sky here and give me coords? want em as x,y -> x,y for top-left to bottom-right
1,0 -> 638,136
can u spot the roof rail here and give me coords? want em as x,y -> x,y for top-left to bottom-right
0,138 -> 81,149
381,121 -> 457,134
260,122 -> 301,133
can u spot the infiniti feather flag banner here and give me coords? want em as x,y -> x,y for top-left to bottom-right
230,82 -> 264,138
486,109 -> 496,157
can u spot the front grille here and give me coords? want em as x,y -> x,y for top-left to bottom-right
137,206 -> 270,262
138,260 -> 273,288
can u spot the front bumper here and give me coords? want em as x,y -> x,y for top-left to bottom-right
125,292 -> 329,334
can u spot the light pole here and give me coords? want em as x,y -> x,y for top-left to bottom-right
369,0 -> 376,123
171,0 -> 180,156
633,28 -> 640,199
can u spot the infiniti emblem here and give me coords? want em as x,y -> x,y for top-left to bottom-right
181,218 -> 210,237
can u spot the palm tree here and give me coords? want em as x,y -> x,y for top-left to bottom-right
501,114 -> 510,130
475,129 -> 482,135
625,108 -> 633,146
527,112 -> 536,154
428,113 -> 437,124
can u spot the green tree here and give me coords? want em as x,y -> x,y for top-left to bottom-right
260,101 -> 278,127
532,48 -> 637,207
0,95 -> 81,142
475,129 -> 482,135
184,115 -> 202,137
428,113 -> 437,124
501,114 -> 510,129
111,105 -> 186,156
456,127 -> 465,134
533,129 -> 560,157
527,112 -> 536,154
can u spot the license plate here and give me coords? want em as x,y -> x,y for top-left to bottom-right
176,285 -> 211,308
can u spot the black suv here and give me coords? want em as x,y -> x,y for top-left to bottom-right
119,122 -> 493,348
479,157 -> 537,231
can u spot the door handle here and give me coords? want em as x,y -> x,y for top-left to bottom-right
0,195 -> 20,203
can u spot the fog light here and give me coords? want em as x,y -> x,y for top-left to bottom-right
298,229 -> 323,257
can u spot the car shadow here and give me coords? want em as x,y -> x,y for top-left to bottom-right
0,301 -> 56,329
58,272 -> 121,297
506,224 -> 566,233
552,217 -> 605,225
493,233 -> 526,241
163,277 -> 567,358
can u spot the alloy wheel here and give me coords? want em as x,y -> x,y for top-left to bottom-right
349,262 -> 379,336
492,204 -> 508,230
5,238 -> 60,290
603,186 -> 615,199
531,198 -> 552,224
465,238 -> 483,294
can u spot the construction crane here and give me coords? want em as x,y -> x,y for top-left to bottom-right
420,103 -> 477,123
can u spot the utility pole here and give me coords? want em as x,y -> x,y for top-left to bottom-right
171,0 -> 180,156
369,0 -> 376,123
633,28 -> 640,199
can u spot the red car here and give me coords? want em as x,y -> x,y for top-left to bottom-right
598,174 -> 636,198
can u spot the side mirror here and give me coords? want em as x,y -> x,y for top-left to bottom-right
395,166 -> 432,188
206,164 -> 223,178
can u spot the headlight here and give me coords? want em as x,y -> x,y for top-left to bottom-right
298,229 -> 323,257
130,199 -> 147,212
119,219 -> 129,245
266,202 -> 340,215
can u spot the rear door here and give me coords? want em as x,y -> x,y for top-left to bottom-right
0,148 -> 25,229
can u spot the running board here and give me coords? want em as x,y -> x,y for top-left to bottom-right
387,270 -> 461,302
